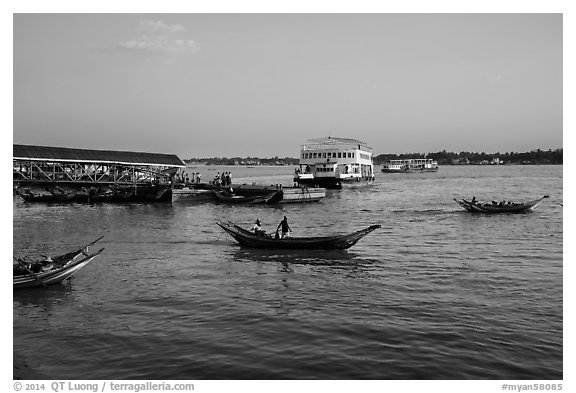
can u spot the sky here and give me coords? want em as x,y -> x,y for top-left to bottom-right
12,13 -> 563,159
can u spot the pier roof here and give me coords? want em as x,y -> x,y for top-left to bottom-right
13,144 -> 185,167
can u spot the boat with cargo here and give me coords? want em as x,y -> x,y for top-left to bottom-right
293,137 -> 375,189
454,195 -> 549,214
381,158 -> 439,173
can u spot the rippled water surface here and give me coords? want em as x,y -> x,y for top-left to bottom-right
13,165 -> 563,379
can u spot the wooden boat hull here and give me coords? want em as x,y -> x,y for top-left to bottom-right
13,237 -> 104,289
15,185 -> 171,203
216,220 -> 380,249
454,195 -> 549,214
172,187 -> 216,202
15,189 -> 76,202
213,189 -> 280,204
277,187 -> 325,203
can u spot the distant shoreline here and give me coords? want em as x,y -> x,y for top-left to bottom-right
184,149 -> 562,167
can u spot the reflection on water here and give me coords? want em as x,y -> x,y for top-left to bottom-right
14,284 -> 75,309
230,248 -> 356,264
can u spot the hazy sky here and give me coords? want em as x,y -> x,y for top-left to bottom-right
13,13 -> 562,158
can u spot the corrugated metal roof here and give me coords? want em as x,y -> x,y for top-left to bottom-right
13,144 -> 185,167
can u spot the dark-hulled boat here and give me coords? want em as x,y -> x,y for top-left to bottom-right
13,237 -> 105,289
213,189 -> 280,204
216,220 -> 380,249
15,187 -> 77,203
454,195 -> 549,214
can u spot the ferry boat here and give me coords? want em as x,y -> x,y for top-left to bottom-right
293,137 -> 375,189
381,158 -> 439,173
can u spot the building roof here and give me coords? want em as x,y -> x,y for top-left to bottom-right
13,144 -> 185,167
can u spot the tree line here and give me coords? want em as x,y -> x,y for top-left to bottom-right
184,149 -> 562,166
374,149 -> 563,165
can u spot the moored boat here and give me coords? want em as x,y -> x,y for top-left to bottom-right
213,189 -> 281,204
171,184 -> 326,203
454,195 -> 549,213
216,220 -> 381,249
15,186 -> 77,203
381,158 -> 439,173
15,184 -> 171,203
277,186 -> 325,203
13,237 -> 105,289
172,186 -> 216,202
293,137 -> 375,189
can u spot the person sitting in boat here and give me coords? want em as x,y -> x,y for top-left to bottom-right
276,216 -> 292,239
471,196 -> 477,204
252,219 -> 266,236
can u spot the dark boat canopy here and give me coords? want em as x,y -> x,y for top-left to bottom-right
13,144 -> 185,167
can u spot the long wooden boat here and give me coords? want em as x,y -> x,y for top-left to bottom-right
13,237 -> 105,289
454,195 -> 549,214
15,185 -> 171,203
213,189 -> 280,204
216,220 -> 381,249
15,187 -> 77,203
90,187 -> 135,203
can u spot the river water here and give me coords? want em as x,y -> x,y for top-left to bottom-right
12,165 -> 563,380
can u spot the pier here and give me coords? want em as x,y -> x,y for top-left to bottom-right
13,144 -> 185,202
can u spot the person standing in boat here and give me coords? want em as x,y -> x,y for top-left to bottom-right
276,216 -> 292,239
